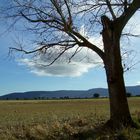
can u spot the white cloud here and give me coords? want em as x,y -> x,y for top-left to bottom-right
18,46 -> 102,77
137,81 -> 140,85
30,62 -> 94,77
18,25 -> 103,77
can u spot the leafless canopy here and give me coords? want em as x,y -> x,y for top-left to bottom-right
2,0 -> 140,65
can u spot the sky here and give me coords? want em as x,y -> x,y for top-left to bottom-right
0,1 -> 140,96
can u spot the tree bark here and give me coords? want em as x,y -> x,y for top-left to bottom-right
101,16 -> 134,128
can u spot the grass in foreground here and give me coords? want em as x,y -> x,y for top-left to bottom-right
0,98 -> 140,139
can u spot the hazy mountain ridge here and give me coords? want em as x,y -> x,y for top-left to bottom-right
0,85 -> 140,99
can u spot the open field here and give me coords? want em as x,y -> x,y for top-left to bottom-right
0,97 -> 140,139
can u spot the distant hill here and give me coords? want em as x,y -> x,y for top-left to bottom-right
88,85 -> 140,97
0,85 -> 140,100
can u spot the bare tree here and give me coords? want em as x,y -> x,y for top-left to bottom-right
2,0 -> 140,128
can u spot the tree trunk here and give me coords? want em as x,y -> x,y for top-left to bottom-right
104,59 -> 133,128
101,16 -> 134,128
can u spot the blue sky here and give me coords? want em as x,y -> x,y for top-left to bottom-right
0,1 -> 140,96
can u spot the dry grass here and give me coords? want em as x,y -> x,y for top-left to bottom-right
0,97 -> 140,139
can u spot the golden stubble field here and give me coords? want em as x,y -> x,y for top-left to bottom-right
0,98 -> 140,139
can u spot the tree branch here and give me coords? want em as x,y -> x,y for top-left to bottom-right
10,40 -> 77,54
118,0 -> 140,32
71,30 -> 105,60
105,0 -> 116,20
20,11 -> 63,26
50,0 -> 66,24
122,33 -> 140,38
